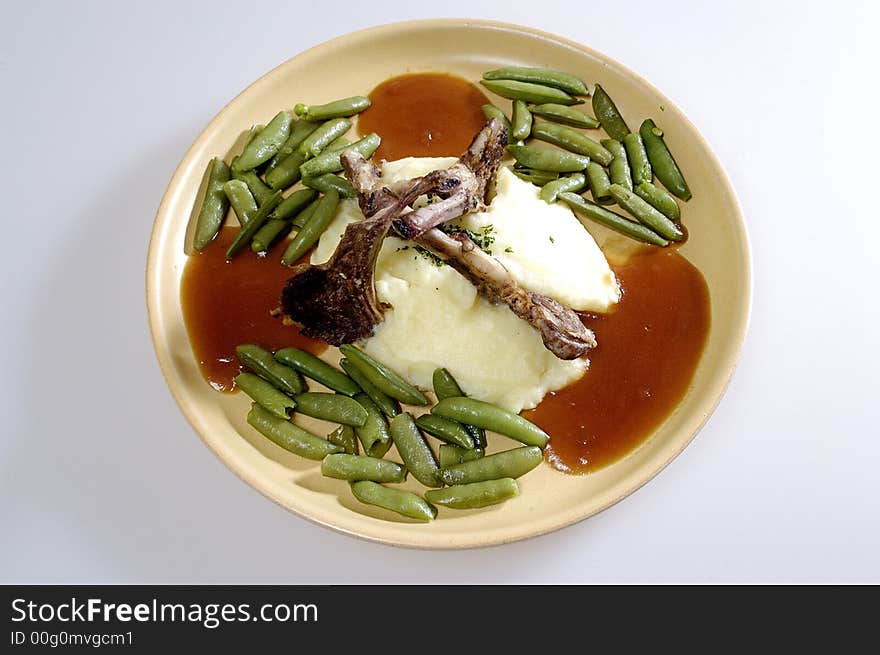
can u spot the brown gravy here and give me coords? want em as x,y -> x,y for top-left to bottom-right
358,72 -> 490,161
524,248 -> 710,474
180,227 -> 326,391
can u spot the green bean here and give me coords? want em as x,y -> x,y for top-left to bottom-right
369,438 -> 393,459
339,345 -> 428,406
322,454 -> 405,483
234,372 -> 296,419
639,119 -> 691,201
510,100 -> 532,141
251,188 -> 318,252
233,111 -> 293,173
295,96 -> 371,121
507,144 -> 589,172
225,189 -> 283,259
586,162 -> 613,204
349,481 -> 436,522
602,138 -> 632,192
480,78 -> 581,106
242,123 -> 264,147
635,182 -> 681,222
298,118 -> 352,158
425,478 -> 518,509
431,397 -> 549,448
327,425 -> 358,455
608,184 -> 683,241
339,359 -> 400,418
281,189 -> 339,265
511,168 -> 559,186
440,446 -> 543,485
438,444 -> 484,469
529,103 -> 600,129
389,413 -> 441,488
270,188 -> 318,221
531,121 -> 612,165
235,344 -> 305,395
298,133 -> 380,178
326,136 -> 351,151
302,173 -> 357,199
247,404 -> 341,460
559,192 -> 669,246
233,169 -> 274,206
431,368 -> 486,449
622,133 -> 652,186
291,198 -> 320,229
539,173 -> 586,204
481,104 -> 511,133
264,149 -> 306,191
274,346 -> 360,396
293,392 -> 367,427
251,219 -> 293,254
264,120 -> 320,173
415,414 -> 474,449
353,393 -> 392,456
483,66 -> 588,96
592,83 -> 630,141
193,157 -> 231,251
223,179 -> 258,226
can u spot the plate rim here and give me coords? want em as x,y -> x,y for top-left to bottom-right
146,17 -> 752,549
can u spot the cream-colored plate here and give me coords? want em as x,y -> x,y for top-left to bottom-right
147,19 -> 750,548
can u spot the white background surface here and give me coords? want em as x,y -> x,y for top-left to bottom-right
2,0 -> 878,584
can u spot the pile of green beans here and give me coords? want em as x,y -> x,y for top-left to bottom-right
232,341 -> 550,522
189,94 -> 377,259
478,66 -> 692,247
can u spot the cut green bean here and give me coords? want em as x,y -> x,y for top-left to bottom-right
225,189 -> 283,259
635,181 -> 680,222
350,481 -> 436,522
529,103 -> 600,129
281,189 -> 339,265
559,192 -> 669,246
298,118 -> 352,158
291,198 -> 320,229
438,444 -> 484,469
507,144 -> 589,172
252,188 -> 318,251
586,162 -> 613,204
431,368 -> 486,449
236,344 -> 305,395
251,219 -> 293,254
233,111 -> 293,172
265,120 -> 320,173
483,66 -> 588,96
264,149 -> 306,191
234,372 -> 296,419
623,133 -> 652,186
353,393 -> 392,456
274,346 -> 360,396
339,345 -> 428,406
302,173 -> 357,199
539,173 -> 586,203
247,404 -> 341,460
481,78 -> 582,106
193,157 -> 231,250
602,138 -> 633,191
294,96 -> 371,121
389,413 -> 441,487
431,397 -> 549,448
531,121 -> 612,165
223,179 -> 258,226
511,100 -> 532,141
327,425 -> 359,455
415,414 -> 475,449
592,83 -> 630,141
511,168 -> 559,186
233,169 -> 274,206
439,446 -> 543,485
298,133 -> 381,178
608,183 -> 683,241
293,392 -> 367,427
639,119 -> 691,200
481,104 -> 511,133
322,454 -> 406,483
340,359 -> 400,418
271,188 -> 318,220
425,478 -> 518,509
